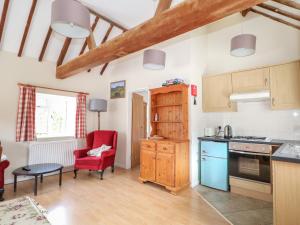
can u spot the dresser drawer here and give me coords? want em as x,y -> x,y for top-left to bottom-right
157,143 -> 175,154
141,141 -> 156,152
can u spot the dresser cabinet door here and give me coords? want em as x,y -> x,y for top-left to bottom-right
140,150 -> 156,182
232,68 -> 270,93
270,61 -> 300,110
156,153 -> 175,187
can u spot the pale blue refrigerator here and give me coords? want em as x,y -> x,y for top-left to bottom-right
200,140 -> 229,191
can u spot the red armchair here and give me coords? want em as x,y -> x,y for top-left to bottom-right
74,130 -> 118,180
0,160 -> 9,201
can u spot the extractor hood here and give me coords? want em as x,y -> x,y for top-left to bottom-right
230,91 -> 270,102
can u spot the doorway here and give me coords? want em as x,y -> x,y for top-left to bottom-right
131,91 -> 148,168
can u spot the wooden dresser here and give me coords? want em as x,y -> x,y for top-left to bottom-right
139,84 -> 190,194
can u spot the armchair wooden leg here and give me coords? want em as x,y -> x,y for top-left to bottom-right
99,170 -> 104,180
111,165 -> 115,173
74,169 -> 78,179
0,188 -> 4,201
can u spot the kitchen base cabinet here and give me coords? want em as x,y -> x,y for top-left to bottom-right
273,160 -> 300,225
139,140 -> 189,194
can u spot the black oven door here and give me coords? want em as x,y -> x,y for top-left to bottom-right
229,150 -> 270,183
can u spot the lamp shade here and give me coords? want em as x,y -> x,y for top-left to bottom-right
143,49 -> 166,70
89,99 -> 107,112
51,0 -> 90,39
230,34 -> 256,57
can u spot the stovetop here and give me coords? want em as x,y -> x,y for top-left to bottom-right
231,136 -> 271,142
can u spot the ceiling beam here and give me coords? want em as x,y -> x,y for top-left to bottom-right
155,0 -> 173,16
18,0 -> 37,57
87,24 -> 114,73
250,8 -> 300,30
57,38 -> 72,66
56,0 -> 267,79
0,0 -> 10,45
79,16 -> 100,55
258,3 -> 300,21
272,0 -> 300,10
88,9 -> 127,31
39,26 -> 52,61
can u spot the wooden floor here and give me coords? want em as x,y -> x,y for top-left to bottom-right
3,167 -> 229,225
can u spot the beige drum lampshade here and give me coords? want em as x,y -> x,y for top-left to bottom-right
230,34 -> 256,57
51,0 -> 90,39
143,49 -> 166,70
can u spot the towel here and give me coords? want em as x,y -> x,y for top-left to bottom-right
87,145 -> 111,157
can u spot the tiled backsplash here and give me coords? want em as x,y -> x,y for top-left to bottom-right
204,102 -> 300,140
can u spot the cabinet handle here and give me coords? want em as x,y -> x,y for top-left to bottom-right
264,78 -> 268,86
202,150 -> 207,153
163,147 -> 167,150
202,158 -> 206,161
272,98 -> 275,106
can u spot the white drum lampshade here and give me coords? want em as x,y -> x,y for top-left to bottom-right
89,99 -> 107,130
143,49 -> 166,70
51,0 -> 90,39
230,34 -> 256,57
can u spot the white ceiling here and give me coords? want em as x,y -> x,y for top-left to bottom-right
0,0 -> 298,66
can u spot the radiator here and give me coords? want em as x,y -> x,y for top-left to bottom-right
28,140 -> 78,167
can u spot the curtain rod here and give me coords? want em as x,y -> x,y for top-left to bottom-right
17,83 -> 89,95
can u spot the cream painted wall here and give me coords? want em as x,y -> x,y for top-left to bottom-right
0,51 -> 115,182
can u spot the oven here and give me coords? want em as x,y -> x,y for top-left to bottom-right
229,142 -> 271,184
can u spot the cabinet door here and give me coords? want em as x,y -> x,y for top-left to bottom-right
156,153 -> 175,187
140,150 -> 156,182
270,61 -> 300,110
202,74 -> 236,112
232,68 -> 270,93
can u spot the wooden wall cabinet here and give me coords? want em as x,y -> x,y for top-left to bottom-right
139,140 -> 189,194
139,84 -> 189,194
270,61 -> 300,110
202,73 -> 237,112
232,68 -> 270,93
273,160 -> 300,225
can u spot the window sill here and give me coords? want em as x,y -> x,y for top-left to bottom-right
35,136 -> 76,142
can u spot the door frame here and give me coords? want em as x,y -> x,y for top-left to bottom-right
127,88 -> 150,169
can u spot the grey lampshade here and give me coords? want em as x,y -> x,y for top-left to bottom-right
89,99 -> 107,112
230,34 -> 256,57
143,49 -> 166,70
51,0 -> 90,39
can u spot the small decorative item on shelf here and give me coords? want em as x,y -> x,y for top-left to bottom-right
149,135 -> 164,140
162,78 -> 185,86
154,112 -> 159,122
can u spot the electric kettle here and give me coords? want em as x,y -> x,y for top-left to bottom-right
224,125 -> 232,139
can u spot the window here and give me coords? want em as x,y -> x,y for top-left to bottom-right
35,93 -> 76,139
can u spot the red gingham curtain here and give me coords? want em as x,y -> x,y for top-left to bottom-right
16,85 -> 36,142
75,94 -> 87,139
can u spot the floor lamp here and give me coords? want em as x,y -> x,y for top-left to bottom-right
89,99 -> 107,130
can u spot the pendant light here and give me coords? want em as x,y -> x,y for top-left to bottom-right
143,49 -> 166,70
51,0 -> 90,39
230,34 -> 256,57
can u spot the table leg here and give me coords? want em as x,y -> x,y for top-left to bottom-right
14,175 -> 17,193
59,169 -> 62,186
40,174 -> 43,183
34,176 -> 38,196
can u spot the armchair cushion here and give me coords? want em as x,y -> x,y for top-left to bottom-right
92,131 -> 115,148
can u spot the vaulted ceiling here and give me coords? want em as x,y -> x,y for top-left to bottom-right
0,0 -> 299,76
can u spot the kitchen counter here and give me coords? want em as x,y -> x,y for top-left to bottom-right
198,136 -> 300,164
197,136 -> 283,145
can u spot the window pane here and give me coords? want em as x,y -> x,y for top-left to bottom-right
35,93 -> 76,139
